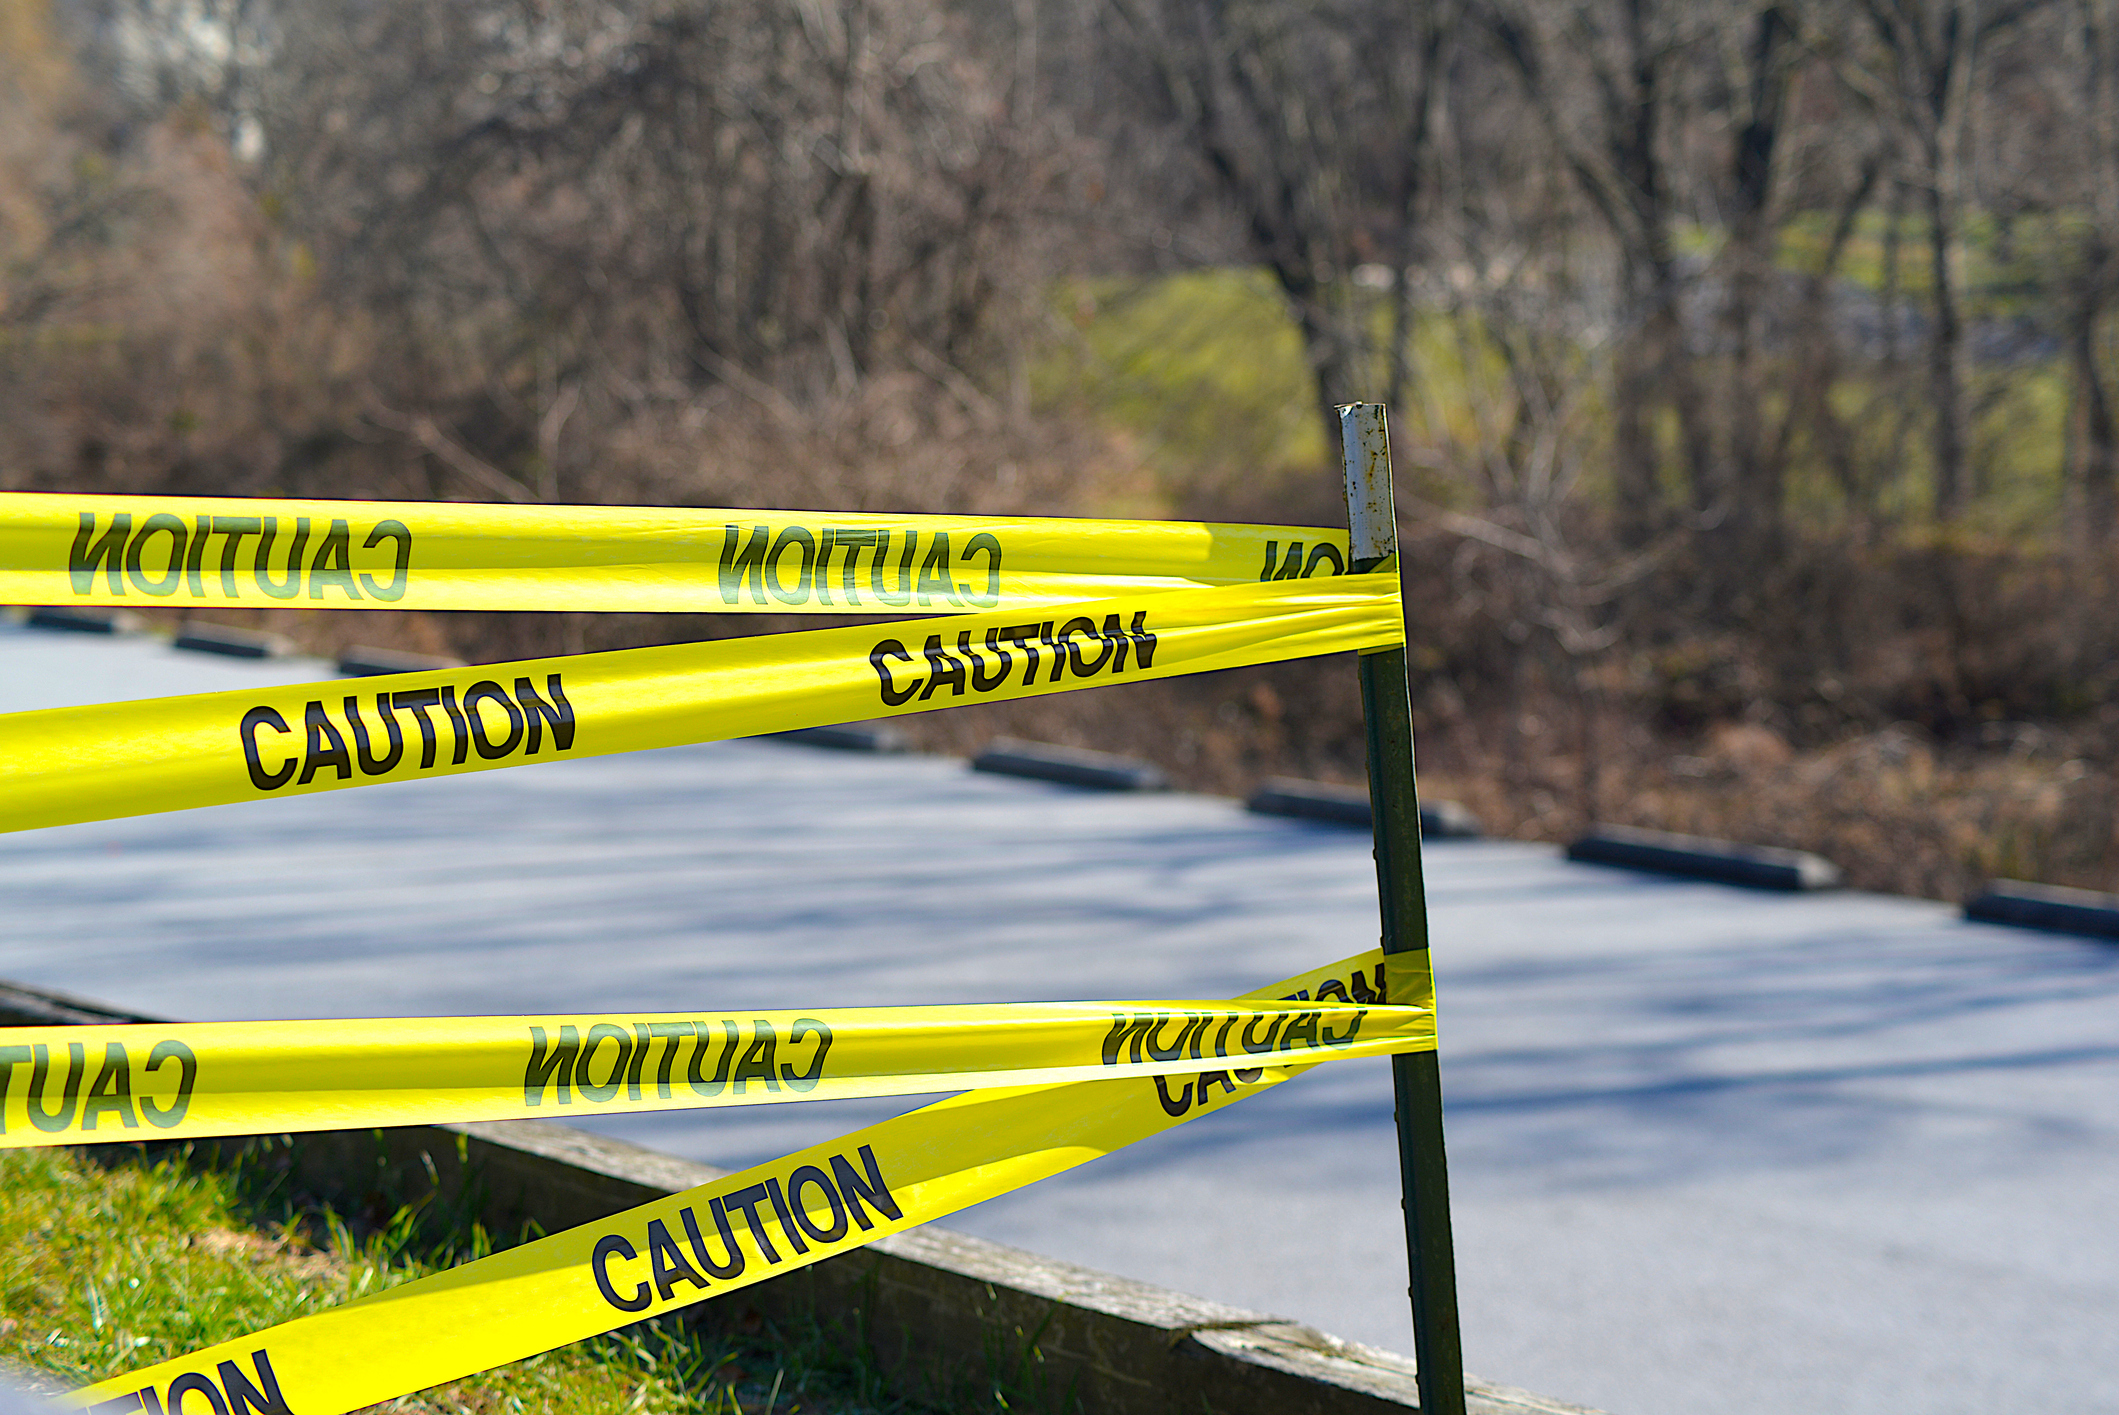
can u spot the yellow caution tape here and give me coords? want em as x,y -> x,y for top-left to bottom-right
0,575 -> 1400,836
70,949 -> 1413,1415
0,971 -> 1430,1148
0,493 -> 1351,614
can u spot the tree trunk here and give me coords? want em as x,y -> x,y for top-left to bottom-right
1285,277 -> 1365,463
1924,172 -> 1970,521
2074,291 -> 2119,543
1611,311 -> 1664,545
1720,4 -> 1793,554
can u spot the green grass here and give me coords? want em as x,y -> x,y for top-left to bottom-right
1775,207 -> 2088,312
1033,269 -> 1567,510
1034,270 -> 1328,491
0,1145 -> 968,1415
1037,259 -> 2080,540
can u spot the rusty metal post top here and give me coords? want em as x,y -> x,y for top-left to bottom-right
1338,404 -> 1396,569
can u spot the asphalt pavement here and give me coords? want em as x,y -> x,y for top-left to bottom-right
1,616 -> 2113,1415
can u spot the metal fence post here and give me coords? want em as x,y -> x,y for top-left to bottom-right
1340,402 -> 1466,1415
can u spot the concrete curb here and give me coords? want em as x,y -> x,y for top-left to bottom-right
972,739 -> 1170,792
172,621 -> 290,659
0,977 -> 1602,1415
1964,878 -> 2119,940
24,606 -> 141,635
337,646 -> 466,677
1567,825 -> 1840,891
1246,779 -> 1483,840
764,723 -> 910,752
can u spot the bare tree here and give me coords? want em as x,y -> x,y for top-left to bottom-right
1841,0 -> 2050,521
1096,0 -> 1455,457
257,0 -> 1070,501
2042,0 -> 2119,541
1483,0 -> 1718,544
1711,3 -> 1804,549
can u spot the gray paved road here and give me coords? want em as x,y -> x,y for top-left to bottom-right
2,619 -> 2114,1415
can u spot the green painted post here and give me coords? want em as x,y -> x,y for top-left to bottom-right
1340,402 -> 1466,1415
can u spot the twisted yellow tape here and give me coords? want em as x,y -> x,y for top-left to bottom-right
0,494 -> 1349,614
68,949 -> 1425,1415
0,978 -> 1428,1148
0,575 -> 1401,835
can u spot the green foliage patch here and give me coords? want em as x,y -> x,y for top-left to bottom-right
0,1145 -> 954,1415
